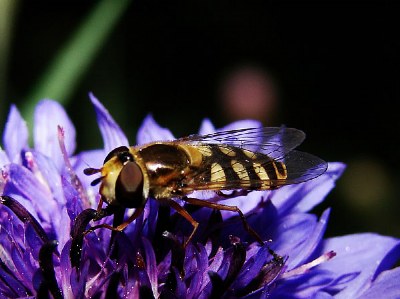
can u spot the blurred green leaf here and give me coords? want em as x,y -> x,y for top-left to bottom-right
22,0 -> 130,128
0,0 -> 19,131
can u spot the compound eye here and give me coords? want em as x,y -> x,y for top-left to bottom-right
104,146 -> 130,164
116,161 -> 144,208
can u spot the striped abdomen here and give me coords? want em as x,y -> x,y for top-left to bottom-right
179,144 -> 288,192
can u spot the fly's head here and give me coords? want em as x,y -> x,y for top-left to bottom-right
84,146 -> 145,208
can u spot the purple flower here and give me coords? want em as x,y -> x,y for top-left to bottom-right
0,94 -> 399,298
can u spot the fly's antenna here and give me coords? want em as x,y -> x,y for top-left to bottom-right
83,167 -> 103,186
84,167 -> 101,175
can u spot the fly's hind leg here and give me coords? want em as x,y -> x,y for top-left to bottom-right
182,197 -> 264,246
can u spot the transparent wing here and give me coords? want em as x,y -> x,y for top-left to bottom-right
179,127 -> 306,159
279,150 -> 328,182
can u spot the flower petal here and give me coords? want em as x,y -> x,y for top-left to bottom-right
359,267 -> 400,299
22,150 -> 65,205
62,176 -> 85,221
89,92 -> 129,151
0,265 -> 29,297
172,267 -> 187,298
2,104 -> 28,163
142,237 -> 159,297
285,209 -> 331,269
157,251 -> 171,284
3,163 -> 58,230
219,119 -> 262,131
11,245 -> 35,292
0,148 -> 10,167
56,207 -> 72,249
136,114 -> 175,145
33,100 -> 76,171
293,163 -> 345,213
271,213 -> 319,267
271,162 -> 346,215
231,244 -> 272,291
59,240 -> 74,298
319,233 -> 400,298
198,118 -> 216,135
198,247 -> 225,297
219,191 -> 268,221
272,270 -> 336,299
188,244 -> 208,298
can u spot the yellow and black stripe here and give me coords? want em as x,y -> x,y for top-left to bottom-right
200,145 -> 287,190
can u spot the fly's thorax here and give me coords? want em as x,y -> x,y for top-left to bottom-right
100,146 -> 149,208
137,143 -> 191,198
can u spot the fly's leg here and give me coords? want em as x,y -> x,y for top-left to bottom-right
163,199 -> 199,248
85,205 -> 145,235
182,197 -> 264,246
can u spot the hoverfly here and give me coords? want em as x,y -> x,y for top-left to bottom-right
84,126 -> 327,247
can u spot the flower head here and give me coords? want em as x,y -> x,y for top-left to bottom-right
1,94 -> 399,298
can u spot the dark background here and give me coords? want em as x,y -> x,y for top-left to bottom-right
2,1 -> 399,238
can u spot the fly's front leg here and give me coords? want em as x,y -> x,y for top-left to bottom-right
85,205 -> 145,235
